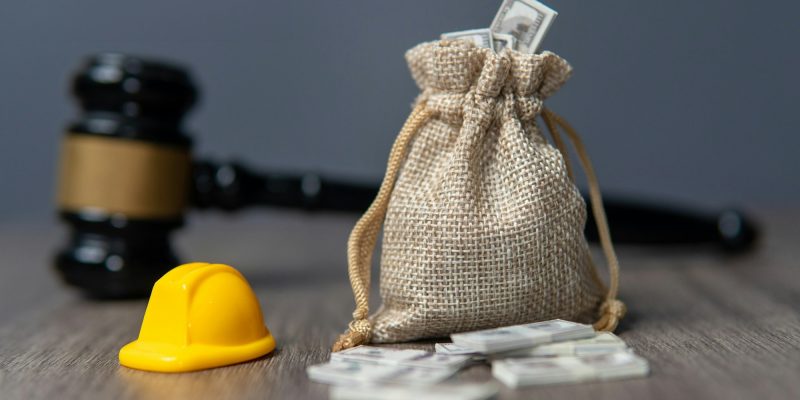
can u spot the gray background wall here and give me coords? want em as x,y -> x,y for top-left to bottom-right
1,0 -> 798,222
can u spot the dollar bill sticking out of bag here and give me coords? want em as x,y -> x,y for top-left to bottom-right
441,0 -> 557,54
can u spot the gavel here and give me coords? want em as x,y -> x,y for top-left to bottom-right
55,54 -> 757,299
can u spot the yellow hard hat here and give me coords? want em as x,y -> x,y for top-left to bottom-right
119,262 -> 276,372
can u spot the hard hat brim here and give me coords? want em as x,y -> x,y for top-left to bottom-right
119,333 -> 276,373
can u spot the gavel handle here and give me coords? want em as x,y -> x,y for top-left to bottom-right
192,160 -> 376,212
191,160 -> 758,252
584,196 -> 757,252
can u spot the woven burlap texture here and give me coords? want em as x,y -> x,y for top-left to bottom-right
340,40 -> 614,346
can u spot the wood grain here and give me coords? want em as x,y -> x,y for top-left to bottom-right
1,210 -> 799,399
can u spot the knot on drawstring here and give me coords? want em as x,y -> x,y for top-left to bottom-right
593,299 -> 627,332
332,319 -> 372,352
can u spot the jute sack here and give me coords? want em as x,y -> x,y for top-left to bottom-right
333,40 -> 626,351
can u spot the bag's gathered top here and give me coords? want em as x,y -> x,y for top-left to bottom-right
333,40 -> 625,351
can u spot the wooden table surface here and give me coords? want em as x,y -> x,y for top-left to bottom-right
1,209 -> 799,400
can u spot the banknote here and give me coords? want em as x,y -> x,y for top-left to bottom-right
434,342 -> 481,356
330,382 -> 500,400
501,332 -> 628,357
439,331 -> 627,358
490,0 -> 557,53
307,360 -> 456,386
492,351 -> 650,387
450,319 -> 595,353
331,345 -> 472,370
441,28 -> 494,51
492,33 -> 517,52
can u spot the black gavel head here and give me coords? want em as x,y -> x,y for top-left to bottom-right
56,53 -> 198,298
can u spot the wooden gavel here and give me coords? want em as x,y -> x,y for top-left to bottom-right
55,54 -> 757,299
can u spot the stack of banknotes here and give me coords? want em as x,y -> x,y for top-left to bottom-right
444,319 -> 650,388
329,383 -> 501,400
307,319 -> 649,398
307,346 -> 499,399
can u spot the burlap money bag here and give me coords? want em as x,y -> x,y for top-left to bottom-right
333,40 -> 626,350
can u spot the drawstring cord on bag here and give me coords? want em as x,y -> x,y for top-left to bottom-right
541,108 -> 627,332
332,102 -> 435,352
